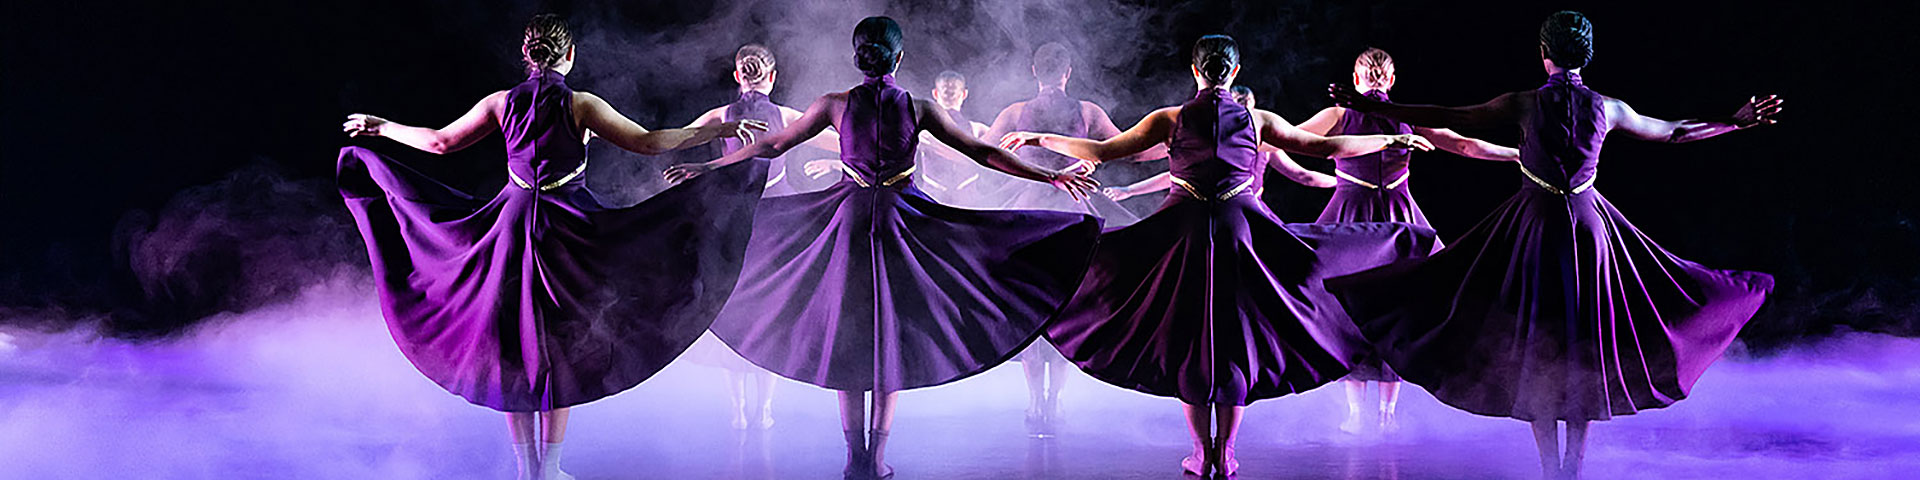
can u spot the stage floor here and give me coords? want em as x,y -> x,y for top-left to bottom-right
1,284 -> 1914,479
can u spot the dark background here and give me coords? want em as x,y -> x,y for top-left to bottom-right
2,0 -> 1913,352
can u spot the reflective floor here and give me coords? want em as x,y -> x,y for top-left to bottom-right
1,281 -> 1914,479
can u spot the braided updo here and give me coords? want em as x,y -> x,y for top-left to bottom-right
522,14 -> 574,73
736,44 -> 776,84
852,16 -> 904,77
1191,35 -> 1239,86
1355,47 -> 1395,91
1539,11 -> 1594,70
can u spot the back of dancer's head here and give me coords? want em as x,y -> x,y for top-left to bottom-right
1033,42 -> 1072,86
1229,85 -> 1255,108
1191,35 -> 1239,87
852,16 -> 904,77
736,44 -> 776,86
1355,47 -> 1395,91
522,14 -> 573,73
1539,11 -> 1594,70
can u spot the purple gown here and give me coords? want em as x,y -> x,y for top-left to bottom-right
710,75 -> 1102,392
721,91 -> 804,197
337,69 -> 768,411
1315,90 -> 1430,383
1047,88 -> 1438,406
1328,72 -> 1773,421
912,107 -> 998,205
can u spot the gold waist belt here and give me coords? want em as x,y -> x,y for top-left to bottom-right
1170,176 -> 1257,201
837,164 -> 916,188
1518,164 -> 1595,195
1335,169 -> 1409,190
509,160 -> 589,192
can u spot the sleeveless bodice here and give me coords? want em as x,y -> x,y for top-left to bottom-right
838,75 -> 920,185
1167,88 -> 1261,199
1332,90 -> 1415,188
722,90 -> 788,157
1014,87 -> 1090,170
1518,72 -> 1608,193
501,69 -> 587,190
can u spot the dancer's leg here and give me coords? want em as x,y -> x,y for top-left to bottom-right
507,413 -> 538,480
726,370 -> 750,429
1530,419 -> 1560,480
539,408 -> 572,480
838,390 -> 869,477
1180,403 -> 1212,475
752,370 -> 777,428
1022,359 -> 1046,419
1214,404 -> 1243,476
1379,381 -> 1402,432
1563,421 -> 1590,479
1045,359 -> 1069,418
1340,380 -> 1368,433
868,391 -> 898,478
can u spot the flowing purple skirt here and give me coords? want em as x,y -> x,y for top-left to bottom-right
1328,187 -> 1772,421
711,181 -> 1101,392
338,147 -> 767,411
1049,195 -> 1437,406
1315,183 -> 1444,382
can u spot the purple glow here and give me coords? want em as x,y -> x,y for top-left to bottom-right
1,278 -> 1913,479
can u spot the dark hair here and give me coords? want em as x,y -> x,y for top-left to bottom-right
1191,35 -> 1239,86
1355,47 -> 1394,90
736,44 -> 776,84
852,16 -> 904,77
522,14 -> 573,73
935,70 -> 967,86
1539,11 -> 1594,69
1033,42 -> 1072,82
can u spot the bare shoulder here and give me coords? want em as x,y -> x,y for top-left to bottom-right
1078,100 -> 1110,115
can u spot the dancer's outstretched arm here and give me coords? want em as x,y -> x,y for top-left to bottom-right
1252,108 -> 1432,159
1330,84 -> 1521,130
1294,107 -> 1343,136
663,94 -> 836,182
577,93 -> 765,156
1104,172 -> 1171,201
1087,102 -> 1171,162
1607,95 -> 1783,143
1413,127 -> 1519,161
920,98 -> 1097,199
1264,150 -> 1337,187
999,107 -> 1179,163
681,105 -> 842,153
342,92 -> 507,154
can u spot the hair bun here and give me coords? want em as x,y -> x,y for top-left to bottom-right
1200,54 -> 1232,81
855,42 -> 896,76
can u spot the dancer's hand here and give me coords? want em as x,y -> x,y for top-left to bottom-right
342,114 -> 389,137
1733,95 -> 1784,128
662,162 -> 716,183
1328,83 -> 1380,111
1103,186 -> 1137,201
710,119 -> 770,145
1388,134 -> 1434,151
998,131 -> 1049,151
804,160 -> 847,179
1065,159 -> 1099,176
1050,170 -> 1100,202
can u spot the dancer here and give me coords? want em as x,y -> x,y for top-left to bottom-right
337,14 -> 767,480
909,70 -> 999,201
684,44 -> 841,198
681,43 -> 844,431
981,42 -> 1162,222
1327,11 -> 1781,479
1103,86 -> 1336,203
1296,48 -> 1520,435
664,17 -> 1101,479
1001,35 -> 1438,479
